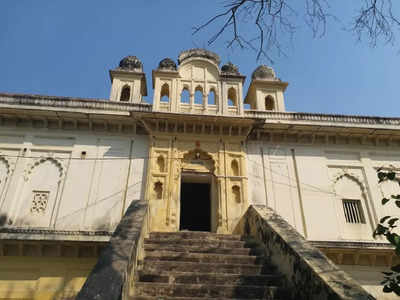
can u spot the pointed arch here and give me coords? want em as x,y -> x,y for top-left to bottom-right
194,86 -> 203,104
180,87 -> 190,103
228,87 -> 237,106
208,89 -> 216,105
120,85 -> 131,102
265,95 -> 275,110
160,83 -> 170,102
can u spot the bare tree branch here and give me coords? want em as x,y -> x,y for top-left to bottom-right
193,0 -> 400,62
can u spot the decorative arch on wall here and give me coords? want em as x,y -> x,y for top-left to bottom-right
333,171 -> 366,194
24,157 -> 65,182
265,95 -> 275,111
120,85 -> 131,102
160,83 -> 170,102
332,170 -> 372,228
227,87 -> 237,107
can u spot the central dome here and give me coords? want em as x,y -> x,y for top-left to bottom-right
178,49 -> 220,65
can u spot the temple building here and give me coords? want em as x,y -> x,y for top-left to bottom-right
0,49 -> 399,299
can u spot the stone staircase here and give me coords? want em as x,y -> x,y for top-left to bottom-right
131,231 -> 291,300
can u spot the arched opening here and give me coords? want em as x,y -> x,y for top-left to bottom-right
232,185 -> 241,203
180,88 -> 190,103
120,85 -> 131,102
160,83 -> 170,102
228,87 -> 237,106
194,87 -> 203,104
154,181 -> 163,200
231,159 -> 239,176
208,89 -> 216,105
265,95 -> 275,110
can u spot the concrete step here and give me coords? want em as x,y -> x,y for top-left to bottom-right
134,282 -> 281,299
144,243 -> 251,255
144,238 -> 245,249
145,250 -> 259,264
141,260 -> 264,275
137,271 -> 283,286
150,231 -> 242,241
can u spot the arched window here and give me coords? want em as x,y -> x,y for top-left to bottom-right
120,85 -> 130,102
194,87 -> 203,104
160,83 -> 170,102
265,95 -> 275,110
180,88 -> 190,103
228,87 -> 237,106
208,89 -> 216,105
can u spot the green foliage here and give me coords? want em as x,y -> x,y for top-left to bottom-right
375,169 -> 400,295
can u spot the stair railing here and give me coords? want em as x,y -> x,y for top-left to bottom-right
76,199 -> 149,300
234,205 -> 376,300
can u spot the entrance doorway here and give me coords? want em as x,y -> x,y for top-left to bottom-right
180,182 -> 211,232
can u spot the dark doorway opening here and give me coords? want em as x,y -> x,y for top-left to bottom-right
180,182 -> 211,231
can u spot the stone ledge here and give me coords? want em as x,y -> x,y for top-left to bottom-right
0,227 -> 112,242
310,240 -> 394,250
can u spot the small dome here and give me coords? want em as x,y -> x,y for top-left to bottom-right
178,48 -> 220,65
252,65 -> 277,80
158,58 -> 177,71
118,56 -> 143,71
221,62 -> 239,75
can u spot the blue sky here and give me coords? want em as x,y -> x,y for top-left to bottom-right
1,1 -> 399,117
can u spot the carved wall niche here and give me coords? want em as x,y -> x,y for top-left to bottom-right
154,181 -> 163,200
231,159 -> 240,176
13,154 -> 68,228
156,155 -> 166,173
232,185 -> 241,203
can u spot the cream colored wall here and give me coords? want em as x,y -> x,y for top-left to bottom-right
0,127 -> 148,232
0,256 -> 96,300
246,141 -> 400,242
153,58 -> 244,116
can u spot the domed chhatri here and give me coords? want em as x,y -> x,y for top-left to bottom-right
252,65 -> 277,80
221,62 -> 240,75
118,56 -> 143,71
158,58 -> 177,71
178,48 -> 221,65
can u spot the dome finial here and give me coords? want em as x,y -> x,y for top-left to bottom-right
158,58 -> 177,71
118,56 -> 143,71
221,62 -> 240,75
252,65 -> 277,80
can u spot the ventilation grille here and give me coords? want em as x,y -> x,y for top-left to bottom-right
342,199 -> 365,224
